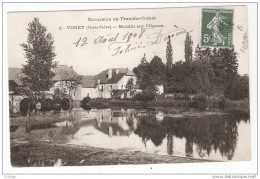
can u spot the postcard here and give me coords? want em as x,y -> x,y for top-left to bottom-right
6,5 -> 251,169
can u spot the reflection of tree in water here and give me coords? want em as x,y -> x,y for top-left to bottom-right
134,109 -> 247,160
126,115 -> 136,131
134,117 -> 166,147
167,131 -> 173,155
185,136 -> 194,157
212,116 -> 238,160
226,109 -> 250,124
193,119 -> 213,158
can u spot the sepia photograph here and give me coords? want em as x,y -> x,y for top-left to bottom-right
2,2 -> 258,176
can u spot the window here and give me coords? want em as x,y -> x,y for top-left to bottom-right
110,85 -> 112,90
121,85 -> 124,89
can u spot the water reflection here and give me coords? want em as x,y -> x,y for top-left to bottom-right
10,108 -> 250,161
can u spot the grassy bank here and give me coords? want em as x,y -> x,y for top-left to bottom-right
89,98 -> 249,110
11,141 -> 217,167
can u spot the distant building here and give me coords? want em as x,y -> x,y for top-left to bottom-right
75,75 -> 97,99
8,66 -> 151,101
8,65 -> 79,99
49,65 -> 79,99
8,68 -> 26,113
156,85 -> 164,95
77,68 -> 137,99
8,68 -> 25,94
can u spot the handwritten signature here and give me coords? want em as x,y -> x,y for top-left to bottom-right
73,26 -> 192,56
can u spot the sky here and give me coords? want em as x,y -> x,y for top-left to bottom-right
7,6 -> 249,76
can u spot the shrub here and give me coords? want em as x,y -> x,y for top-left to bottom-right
133,92 -> 155,101
219,97 -> 227,110
189,95 -> 207,111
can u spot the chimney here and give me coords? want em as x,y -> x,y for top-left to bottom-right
70,66 -> 73,69
108,69 -> 112,79
115,69 -> 119,74
97,79 -> 100,84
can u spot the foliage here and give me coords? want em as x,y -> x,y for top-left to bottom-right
133,55 -> 166,97
165,44 -> 242,100
184,33 -> 193,63
224,74 -> 249,100
210,47 -> 238,93
219,97 -> 227,110
111,89 -> 127,99
57,75 -> 82,98
54,87 -> 65,98
97,85 -> 105,98
189,94 -> 208,111
133,92 -> 155,101
20,18 -> 57,92
125,78 -> 135,98
140,53 -> 148,65
166,35 -> 173,75
131,34 -> 246,103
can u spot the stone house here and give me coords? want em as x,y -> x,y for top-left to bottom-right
77,68 -> 137,99
49,65 -> 79,99
8,65 -> 80,112
8,65 -> 79,97
8,68 -> 25,94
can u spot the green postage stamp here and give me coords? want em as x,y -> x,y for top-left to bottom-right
201,8 -> 233,47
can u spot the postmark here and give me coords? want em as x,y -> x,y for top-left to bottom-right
201,8 -> 233,47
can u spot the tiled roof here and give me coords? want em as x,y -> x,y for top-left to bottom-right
94,68 -> 135,84
125,68 -> 135,76
52,65 -> 78,81
8,66 -> 135,88
81,76 -> 96,88
8,65 -> 78,85
8,68 -> 24,86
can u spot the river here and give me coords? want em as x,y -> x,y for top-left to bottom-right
10,107 -> 250,162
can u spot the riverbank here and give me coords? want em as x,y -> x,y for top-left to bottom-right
10,140 -> 218,167
89,98 -> 249,110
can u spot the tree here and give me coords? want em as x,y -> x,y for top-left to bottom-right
126,78 -> 135,98
184,33 -> 193,63
149,56 -> 166,86
194,45 -> 203,61
224,74 -> 249,100
209,47 -> 239,95
218,47 -> 238,81
57,75 -> 82,98
140,53 -> 148,65
21,17 -> 57,92
166,35 -> 173,75
133,55 -> 166,98
167,61 -> 196,94
133,54 -> 150,90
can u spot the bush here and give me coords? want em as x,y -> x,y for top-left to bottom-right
20,98 -> 35,116
189,95 -> 207,111
133,92 -> 155,101
219,97 -> 227,110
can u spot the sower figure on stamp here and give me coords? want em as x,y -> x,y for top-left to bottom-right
207,11 -> 228,45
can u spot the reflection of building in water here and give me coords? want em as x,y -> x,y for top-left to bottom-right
94,109 -> 136,137
10,120 -> 80,142
156,111 -> 164,121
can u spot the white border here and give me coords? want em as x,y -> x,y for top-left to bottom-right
1,1 -> 258,175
